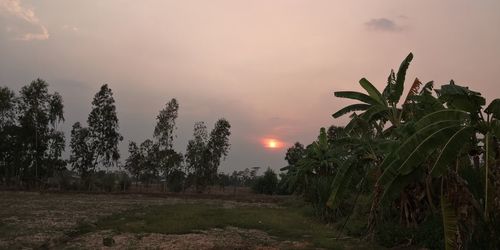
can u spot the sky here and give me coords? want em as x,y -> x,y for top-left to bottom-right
1,0 -> 499,174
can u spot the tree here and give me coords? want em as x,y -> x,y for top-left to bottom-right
332,53 -> 416,130
284,142 -> 306,167
322,54 -> 500,248
87,84 -> 123,169
70,84 -> 122,189
153,98 -> 183,185
252,167 -> 278,195
206,118 -> 231,183
185,119 -> 231,192
154,98 -> 179,150
373,83 -> 500,247
124,139 -> 161,187
0,87 -> 16,129
0,87 -> 18,185
16,79 -> 65,186
185,121 -> 209,191
69,122 -> 93,183
124,141 -> 142,185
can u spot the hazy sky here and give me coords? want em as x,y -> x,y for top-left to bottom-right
1,0 -> 499,173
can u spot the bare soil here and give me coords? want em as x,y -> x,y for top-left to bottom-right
64,227 -> 311,250
0,191 -> 311,249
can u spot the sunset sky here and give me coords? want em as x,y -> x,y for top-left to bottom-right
1,0 -> 499,173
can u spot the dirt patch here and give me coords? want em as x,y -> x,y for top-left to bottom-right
65,227 -> 312,250
0,192 -> 286,249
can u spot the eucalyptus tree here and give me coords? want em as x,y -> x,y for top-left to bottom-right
69,122 -> 93,182
206,118 -> 231,183
185,119 -> 231,192
185,121 -> 209,191
16,79 -> 65,186
69,84 -> 122,189
87,84 -> 123,168
0,87 -> 16,128
138,139 -> 159,186
154,98 -> 179,150
0,87 -> 18,184
153,98 -> 184,183
124,141 -> 142,185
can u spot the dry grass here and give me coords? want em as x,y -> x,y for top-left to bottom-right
0,191 -> 379,249
0,192 -> 164,248
0,191 -> 289,249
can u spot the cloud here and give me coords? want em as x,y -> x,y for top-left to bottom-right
365,18 -> 402,32
62,24 -> 78,32
0,0 -> 49,40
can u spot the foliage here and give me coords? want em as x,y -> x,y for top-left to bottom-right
154,98 -> 179,150
281,53 -> 500,248
87,84 -> 123,168
0,80 -> 65,187
69,122 -> 93,181
153,98 -> 184,184
185,119 -> 231,192
2,81 -> 232,194
252,167 -> 278,195
69,84 -> 122,189
166,169 -> 185,192
185,121 -> 209,190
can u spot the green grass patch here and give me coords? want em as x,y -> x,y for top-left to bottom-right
0,223 -> 18,238
92,203 -> 378,249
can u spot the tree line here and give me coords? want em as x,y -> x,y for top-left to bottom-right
279,53 -> 500,249
0,80 -> 231,193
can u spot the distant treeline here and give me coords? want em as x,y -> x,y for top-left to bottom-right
0,79 -> 236,193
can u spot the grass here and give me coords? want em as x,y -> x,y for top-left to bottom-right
91,202 -> 379,249
0,192 -> 384,249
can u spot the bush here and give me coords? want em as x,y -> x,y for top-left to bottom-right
52,169 -> 79,190
117,172 -> 132,191
276,173 -> 293,195
374,220 -> 414,248
167,169 -> 185,193
413,216 -> 443,249
307,175 -> 339,222
92,171 -> 117,192
252,168 -> 278,195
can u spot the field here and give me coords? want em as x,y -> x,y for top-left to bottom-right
0,191 -> 381,249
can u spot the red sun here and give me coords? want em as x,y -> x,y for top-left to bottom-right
261,138 -> 285,149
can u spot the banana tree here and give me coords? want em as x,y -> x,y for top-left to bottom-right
374,80 -> 500,248
332,53 -> 416,130
288,128 -> 340,193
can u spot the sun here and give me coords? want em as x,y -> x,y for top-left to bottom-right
261,138 -> 284,149
268,140 -> 278,148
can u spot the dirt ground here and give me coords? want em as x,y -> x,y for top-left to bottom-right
0,191 -> 311,249
64,227 -> 311,250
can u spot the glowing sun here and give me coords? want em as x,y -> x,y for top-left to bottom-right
262,138 -> 284,149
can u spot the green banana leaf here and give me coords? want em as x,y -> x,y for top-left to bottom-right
359,78 -> 386,106
334,91 -> 378,105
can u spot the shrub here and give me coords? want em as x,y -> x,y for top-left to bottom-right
92,171 -> 117,192
252,168 -> 278,195
307,175 -> 338,222
167,169 -> 185,193
374,219 -> 416,248
117,172 -> 132,191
